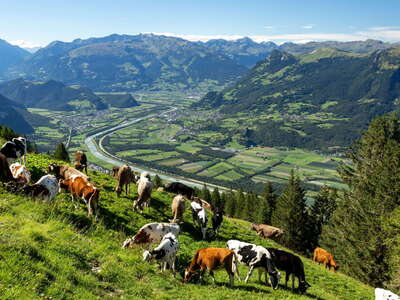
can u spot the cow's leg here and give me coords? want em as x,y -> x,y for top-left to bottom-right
229,273 -> 234,287
285,272 -> 289,287
199,268 -> 206,284
244,265 -> 254,283
201,226 -> 206,240
86,197 -> 93,216
209,270 -> 216,284
292,274 -> 295,291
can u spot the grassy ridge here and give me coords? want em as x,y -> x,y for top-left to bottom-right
0,154 -> 372,299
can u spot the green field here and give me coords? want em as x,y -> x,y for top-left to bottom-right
0,154 -> 373,299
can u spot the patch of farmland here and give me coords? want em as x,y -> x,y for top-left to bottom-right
116,149 -> 161,157
216,170 -> 244,181
159,158 -> 187,166
176,144 -> 201,153
308,161 -> 339,170
269,171 -> 291,179
204,162 -> 235,177
137,151 -> 180,161
179,162 -> 203,173
252,174 -> 287,184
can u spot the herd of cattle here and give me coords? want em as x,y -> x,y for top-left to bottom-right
0,137 -> 398,299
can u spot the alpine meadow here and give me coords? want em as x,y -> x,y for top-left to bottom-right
1,1 -> 400,299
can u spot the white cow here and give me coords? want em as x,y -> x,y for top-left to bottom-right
143,232 -> 179,274
134,172 -> 153,211
23,175 -> 59,201
375,288 -> 400,300
9,163 -> 31,185
122,222 -> 180,248
191,200 -> 208,240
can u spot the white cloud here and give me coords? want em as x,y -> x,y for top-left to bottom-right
368,26 -> 399,31
302,25 -> 314,30
264,26 -> 274,30
9,40 -> 42,49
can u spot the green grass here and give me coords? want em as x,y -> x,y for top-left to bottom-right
0,154 -> 372,299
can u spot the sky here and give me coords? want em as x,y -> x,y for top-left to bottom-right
1,0 -> 400,48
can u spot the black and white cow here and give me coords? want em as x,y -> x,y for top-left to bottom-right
143,232 -> 179,275
227,239 -> 280,289
375,288 -> 400,300
191,200 -> 208,240
212,207 -> 224,234
0,137 -> 27,165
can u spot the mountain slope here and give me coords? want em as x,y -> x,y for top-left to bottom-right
0,78 -> 107,111
0,154 -> 374,299
97,93 -> 140,108
0,39 -> 30,77
15,34 -> 247,91
195,47 -> 400,150
0,94 -> 34,133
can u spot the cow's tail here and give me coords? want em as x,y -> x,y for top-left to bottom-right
231,252 -> 241,281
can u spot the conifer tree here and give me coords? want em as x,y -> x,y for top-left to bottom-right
257,182 -> 276,224
54,143 -> 70,162
235,189 -> 245,219
321,113 -> 400,286
224,190 -> 236,217
153,175 -> 163,189
201,184 -> 212,204
271,169 -> 308,252
211,187 -> 222,208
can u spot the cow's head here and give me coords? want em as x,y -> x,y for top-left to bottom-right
333,263 -> 340,272
122,237 -> 134,249
112,166 -> 119,178
141,172 -> 151,181
251,223 -> 258,231
48,164 -> 61,176
142,250 -> 153,262
183,268 -> 197,283
299,280 -> 311,294
58,179 -> 70,193
214,207 -> 224,217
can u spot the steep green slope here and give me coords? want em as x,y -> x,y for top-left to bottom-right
14,34 -> 247,92
0,94 -> 34,133
195,47 -> 400,151
97,93 -> 140,108
0,78 -> 106,111
0,154 -> 373,299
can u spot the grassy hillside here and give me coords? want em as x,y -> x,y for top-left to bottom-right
0,154 -> 373,299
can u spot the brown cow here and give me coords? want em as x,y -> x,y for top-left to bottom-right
171,194 -> 185,223
59,175 -> 99,218
48,164 -> 89,180
74,151 -> 88,174
184,248 -> 240,286
251,223 -> 284,239
313,247 -> 339,272
9,163 -> 31,185
113,165 -> 136,196
0,153 -> 15,184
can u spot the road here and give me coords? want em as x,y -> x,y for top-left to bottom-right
84,108 -> 226,191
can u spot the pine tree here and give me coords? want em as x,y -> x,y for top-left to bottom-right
201,184 -> 212,204
211,187 -> 222,208
257,182 -> 276,224
153,175 -> 163,189
224,190 -> 236,217
235,190 -> 245,219
271,169 -> 308,253
321,113 -> 400,286
54,143 -> 70,162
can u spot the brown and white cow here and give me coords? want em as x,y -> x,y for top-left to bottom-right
59,175 -> 99,218
184,248 -> 240,286
23,175 -> 59,201
171,194 -> 186,223
48,164 -> 89,180
134,172 -> 153,211
251,223 -> 284,239
9,163 -> 31,186
74,151 -> 88,174
313,247 -> 339,272
112,165 -> 136,196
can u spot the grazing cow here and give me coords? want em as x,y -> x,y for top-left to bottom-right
59,175 -> 99,218
74,151 -> 88,174
227,240 -> 280,289
143,232 -> 179,275
212,207 -> 224,234
192,196 -> 214,211
122,222 -> 180,248
184,248 -> 240,286
171,194 -> 186,223
133,172 -> 153,211
23,175 -> 59,201
313,247 -> 339,272
0,137 -> 27,165
113,165 -> 136,196
163,182 -> 194,199
9,163 -> 31,185
267,248 -> 311,294
251,223 -> 284,239
191,200 -> 208,240
0,154 -> 14,183
375,288 -> 400,300
48,163 -> 89,180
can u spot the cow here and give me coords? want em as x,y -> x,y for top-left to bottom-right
192,196 -> 214,211
251,223 -> 284,239
267,248 -> 311,294
212,207 -> 224,234
184,248 -> 240,287
143,232 -> 179,275
113,165 -> 136,196
9,163 -> 31,186
133,172 -> 152,211
48,163 -> 89,181
171,194 -> 185,223
227,240 -> 280,289
375,288 -> 400,300
313,247 -> 339,272
59,175 -> 99,218
0,137 -> 27,165
122,222 -> 180,248
74,151 -> 88,174
0,153 -> 15,184
23,175 -> 59,201
162,182 -> 195,200
191,200 -> 208,240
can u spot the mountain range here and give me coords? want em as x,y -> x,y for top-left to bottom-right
0,94 -> 34,133
195,47 -> 400,150
0,39 -> 30,79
